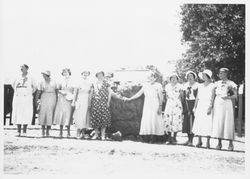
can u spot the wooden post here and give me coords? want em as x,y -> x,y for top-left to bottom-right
237,84 -> 244,137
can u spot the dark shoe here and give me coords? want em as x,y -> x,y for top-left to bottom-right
196,142 -> 202,148
228,144 -> 234,151
184,140 -> 189,145
216,144 -> 222,150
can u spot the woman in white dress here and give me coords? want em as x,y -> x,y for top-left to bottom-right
12,64 -> 36,136
192,69 -> 215,149
163,73 -> 183,145
72,70 -> 93,139
54,68 -> 75,138
36,70 -> 57,137
125,72 -> 164,143
212,68 -> 237,151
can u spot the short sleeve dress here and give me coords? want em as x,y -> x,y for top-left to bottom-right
90,80 -> 111,128
163,83 -> 183,133
73,79 -> 93,129
12,75 -> 36,125
53,78 -> 75,126
139,82 -> 164,136
212,80 -> 237,140
38,80 -> 57,126
192,83 -> 215,137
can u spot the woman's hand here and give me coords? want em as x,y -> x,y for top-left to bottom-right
157,106 -> 162,115
71,101 -> 76,106
193,108 -> 196,114
221,96 -> 231,100
107,102 -> 110,108
207,106 -> 212,115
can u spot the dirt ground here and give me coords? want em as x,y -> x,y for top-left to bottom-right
3,125 -> 245,176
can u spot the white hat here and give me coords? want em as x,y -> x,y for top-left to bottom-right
169,73 -> 180,80
198,69 -> 212,80
185,70 -> 197,79
41,70 -> 51,76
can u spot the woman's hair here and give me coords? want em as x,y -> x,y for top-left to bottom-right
95,71 -> 105,78
187,73 -> 196,79
61,68 -> 71,76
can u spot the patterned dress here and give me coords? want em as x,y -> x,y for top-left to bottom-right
212,80 -> 237,140
38,80 -> 57,126
73,79 -> 93,129
53,78 -> 74,126
139,82 -> 164,135
12,75 -> 36,125
164,83 -> 183,133
192,83 -> 214,136
182,82 -> 198,134
90,80 -> 111,128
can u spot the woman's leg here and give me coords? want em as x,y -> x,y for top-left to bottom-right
167,132 -> 172,144
17,124 -> 21,136
173,132 -> 177,144
92,128 -> 99,139
46,126 -> 51,136
66,125 -> 71,137
42,125 -> 45,137
23,124 -> 28,134
196,136 -> 202,147
59,125 -> 63,138
216,138 -> 222,150
101,127 -> 106,140
206,136 -> 211,149
228,140 -> 234,151
76,128 -> 81,139
189,133 -> 194,146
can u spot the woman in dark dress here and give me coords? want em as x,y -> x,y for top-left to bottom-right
182,71 -> 198,146
90,71 -> 112,140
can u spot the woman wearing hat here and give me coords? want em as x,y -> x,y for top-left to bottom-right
72,70 -> 93,139
36,70 -> 57,137
192,69 -> 215,148
182,71 -> 199,146
125,72 -> 164,143
54,68 -> 75,138
12,64 -> 37,136
90,71 -> 112,140
212,68 -> 237,151
163,73 -> 183,144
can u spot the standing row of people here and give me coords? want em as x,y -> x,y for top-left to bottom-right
126,68 -> 237,151
11,64 -> 238,150
12,65 -> 119,140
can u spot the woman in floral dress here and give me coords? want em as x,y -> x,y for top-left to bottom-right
72,70 -> 93,139
212,68 -> 237,151
37,70 -> 57,137
90,71 -> 112,140
163,73 -> 183,144
54,68 -> 75,138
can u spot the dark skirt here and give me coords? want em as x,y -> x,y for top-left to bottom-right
182,100 -> 195,134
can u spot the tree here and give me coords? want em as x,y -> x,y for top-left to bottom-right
177,4 -> 245,84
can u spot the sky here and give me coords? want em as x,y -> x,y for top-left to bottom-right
1,0 -> 188,83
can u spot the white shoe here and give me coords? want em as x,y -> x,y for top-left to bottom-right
22,133 -> 27,137
16,132 -> 21,137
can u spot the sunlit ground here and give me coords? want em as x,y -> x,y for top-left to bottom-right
3,125 -> 245,175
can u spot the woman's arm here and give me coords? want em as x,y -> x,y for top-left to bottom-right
107,87 -> 112,107
72,87 -> 79,105
127,87 -> 144,101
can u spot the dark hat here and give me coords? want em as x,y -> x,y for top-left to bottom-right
21,64 -> 29,70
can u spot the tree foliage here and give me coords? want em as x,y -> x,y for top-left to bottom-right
177,4 -> 245,84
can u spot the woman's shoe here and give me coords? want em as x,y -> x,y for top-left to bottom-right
228,144 -> 234,151
91,135 -> 98,140
216,144 -> 222,150
184,140 -> 189,145
16,132 -> 21,137
196,142 -> 202,148
206,143 -> 210,149
187,142 -> 193,146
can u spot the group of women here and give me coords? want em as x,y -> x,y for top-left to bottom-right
12,64 -> 238,151
127,68 -> 237,151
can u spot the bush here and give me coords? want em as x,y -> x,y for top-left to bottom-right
108,83 -> 144,137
